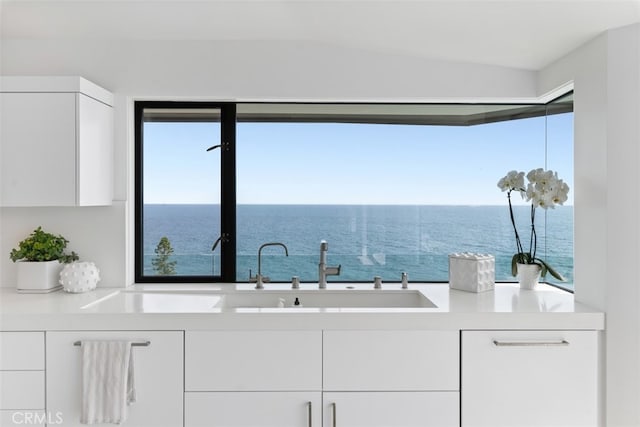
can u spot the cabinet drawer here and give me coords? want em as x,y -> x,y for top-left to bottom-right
462,330 -> 598,427
0,332 -> 44,370
0,410 -> 46,426
185,392 -> 321,427
186,331 -> 322,391
0,371 -> 44,409
323,330 -> 459,391
323,392 -> 459,427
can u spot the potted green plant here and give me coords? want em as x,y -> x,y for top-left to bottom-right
9,227 -> 79,293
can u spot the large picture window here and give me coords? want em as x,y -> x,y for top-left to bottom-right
135,97 -> 573,288
135,102 -> 236,282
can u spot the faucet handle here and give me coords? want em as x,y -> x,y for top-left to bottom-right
254,274 -> 270,290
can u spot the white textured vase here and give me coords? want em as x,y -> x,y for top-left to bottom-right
517,263 -> 541,290
59,261 -> 100,293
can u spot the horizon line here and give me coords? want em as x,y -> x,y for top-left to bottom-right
143,203 -> 575,207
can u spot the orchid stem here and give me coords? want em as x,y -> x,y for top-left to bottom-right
531,205 -> 537,261
508,190 -> 525,261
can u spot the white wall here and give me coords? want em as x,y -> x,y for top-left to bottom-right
0,204 -> 126,287
539,31 -> 609,310
0,38 -> 538,287
539,23 -> 640,427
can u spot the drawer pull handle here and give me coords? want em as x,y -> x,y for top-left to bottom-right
307,401 -> 312,427
331,402 -> 337,427
73,340 -> 151,347
493,340 -> 569,347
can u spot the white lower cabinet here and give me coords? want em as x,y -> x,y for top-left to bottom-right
0,371 -> 44,410
0,410 -> 47,427
323,392 -> 459,427
46,331 -> 183,427
186,330 -> 322,391
0,332 -> 46,426
322,330 -> 460,426
185,392 -> 321,427
323,330 -> 459,391
185,331 -> 322,427
461,330 -> 598,427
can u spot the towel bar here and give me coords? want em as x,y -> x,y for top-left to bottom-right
73,340 -> 151,347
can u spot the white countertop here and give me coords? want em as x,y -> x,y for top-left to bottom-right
0,283 -> 604,331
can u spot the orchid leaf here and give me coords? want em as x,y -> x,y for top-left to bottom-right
511,252 -> 533,276
511,253 -> 565,282
511,254 -> 518,277
534,258 -> 566,282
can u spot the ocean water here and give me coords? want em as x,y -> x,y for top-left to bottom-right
143,204 -> 574,287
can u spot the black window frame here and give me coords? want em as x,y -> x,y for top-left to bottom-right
134,101 -> 236,283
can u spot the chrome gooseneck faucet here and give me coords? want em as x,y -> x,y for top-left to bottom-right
254,242 -> 289,289
319,240 -> 341,289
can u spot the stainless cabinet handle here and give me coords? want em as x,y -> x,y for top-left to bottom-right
331,402 -> 337,427
493,339 -> 569,347
307,401 -> 312,427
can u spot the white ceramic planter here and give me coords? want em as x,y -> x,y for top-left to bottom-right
517,263 -> 541,290
16,260 -> 63,293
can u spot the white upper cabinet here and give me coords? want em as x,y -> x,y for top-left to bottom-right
0,76 -> 113,206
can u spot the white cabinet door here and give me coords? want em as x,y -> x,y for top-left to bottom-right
323,392 -> 459,427
0,332 -> 44,370
186,331 -> 322,391
0,410 -> 47,427
0,371 -> 44,410
462,330 -> 598,427
323,330 -> 459,391
46,331 -> 183,427
185,392 -> 321,427
0,92 -> 77,206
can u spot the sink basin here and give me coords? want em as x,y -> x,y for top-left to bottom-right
80,288 -> 438,312
217,290 -> 436,309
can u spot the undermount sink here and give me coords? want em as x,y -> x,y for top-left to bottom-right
80,288 -> 438,312
216,289 -> 436,309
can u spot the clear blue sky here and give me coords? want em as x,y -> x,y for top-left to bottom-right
143,113 -> 574,205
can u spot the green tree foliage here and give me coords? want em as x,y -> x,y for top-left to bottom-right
152,236 -> 177,275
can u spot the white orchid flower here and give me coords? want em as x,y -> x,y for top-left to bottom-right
526,168 -> 543,183
499,168 -> 570,282
497,170 -> 525,193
